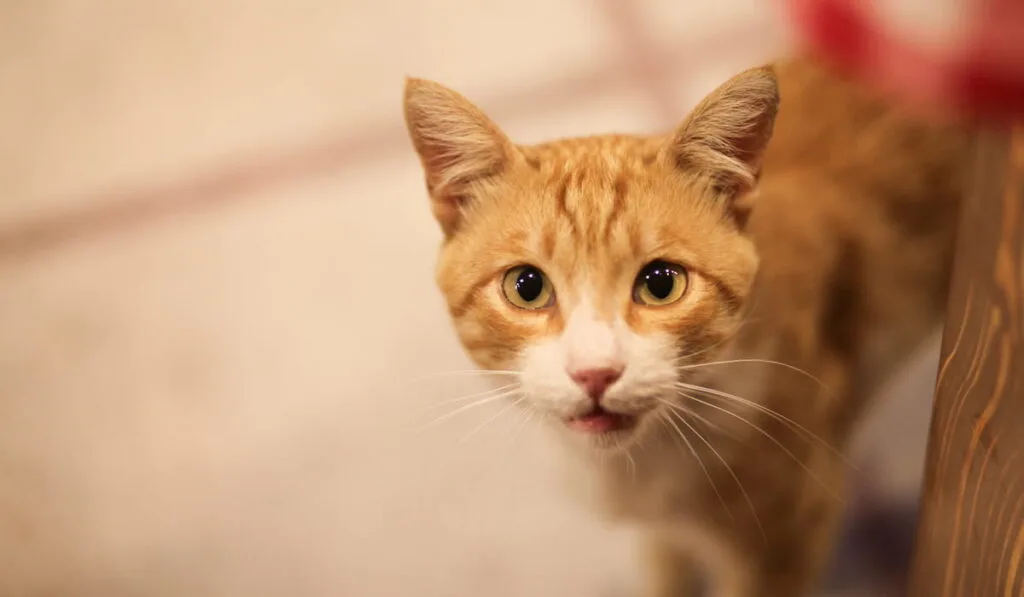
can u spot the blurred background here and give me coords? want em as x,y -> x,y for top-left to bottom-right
0,1 -> 941,595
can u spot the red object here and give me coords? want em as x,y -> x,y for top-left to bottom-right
780,0 -> 1024,120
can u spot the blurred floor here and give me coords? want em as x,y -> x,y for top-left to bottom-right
0,1 -> 937,595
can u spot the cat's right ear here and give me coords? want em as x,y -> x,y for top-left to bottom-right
403,78 -> 516,236
667,66 -> 779,229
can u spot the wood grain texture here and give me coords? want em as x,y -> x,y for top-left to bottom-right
909,128 -> 1024,597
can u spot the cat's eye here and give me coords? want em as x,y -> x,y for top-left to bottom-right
633,261 -> 688,306
501,265 -> 555,310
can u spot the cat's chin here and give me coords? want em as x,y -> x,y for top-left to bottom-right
562,408 -> 647,451
582,428 -> 642,452
565,408 -> 635,434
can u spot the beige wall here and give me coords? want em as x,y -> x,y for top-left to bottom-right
0,2 -> 935,595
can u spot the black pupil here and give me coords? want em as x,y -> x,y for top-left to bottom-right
516,268 -> 544,302
644,263 -> 677,300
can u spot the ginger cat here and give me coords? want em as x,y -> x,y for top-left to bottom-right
402,57 -> 970,596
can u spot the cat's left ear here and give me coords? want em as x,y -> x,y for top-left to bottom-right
404,78 -> 518,236
667,66 -> 780,228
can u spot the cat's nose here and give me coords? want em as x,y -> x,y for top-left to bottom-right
568,366 -> 624,401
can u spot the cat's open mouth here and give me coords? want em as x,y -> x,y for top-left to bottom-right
565,408 -> 636,434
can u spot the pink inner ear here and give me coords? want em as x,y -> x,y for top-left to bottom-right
415,127 -> 507,195
430,194 -> 465,235
729,120 -> 773,172
422,143 -> 459,181
410,123 -> 457,187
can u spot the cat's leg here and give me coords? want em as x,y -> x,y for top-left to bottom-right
642,538 -> 702,597
636,484 -> 842,597
723,459 -> 847,597
749,499 -> 843,595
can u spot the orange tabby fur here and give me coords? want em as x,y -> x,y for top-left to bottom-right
403,56 -> 971,596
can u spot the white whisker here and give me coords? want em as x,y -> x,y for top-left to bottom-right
505,407 -> 536,453
624,448 -> 637,484
660,399 -> 765,542
655,409 -> 733,522
675,358 -> 833,396
454,402 -> 535,501
456,396 -> 526,447
413,369 -> 522,381
672,334 -> 742,366
675,381 -> 853,468
678,391 -> 844,503
681,407 -> 742,442
424,382 -> 521,412
421,388 -> 522,430
670,317 -> 763,365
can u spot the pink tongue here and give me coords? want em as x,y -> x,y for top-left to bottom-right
567,411 -> 624,433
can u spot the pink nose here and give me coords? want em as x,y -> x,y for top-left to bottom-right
569,367 -> 624,400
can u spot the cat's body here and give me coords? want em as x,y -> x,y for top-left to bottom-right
404,56 -> 971,596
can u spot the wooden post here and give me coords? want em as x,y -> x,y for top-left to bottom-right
908,129 -> 1024,596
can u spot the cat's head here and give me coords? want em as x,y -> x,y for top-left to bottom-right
404,68 -> 779,450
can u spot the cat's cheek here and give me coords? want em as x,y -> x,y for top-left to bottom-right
449,302 -> 556,371
517,339 -> 592,419
619,332 -> 682,392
